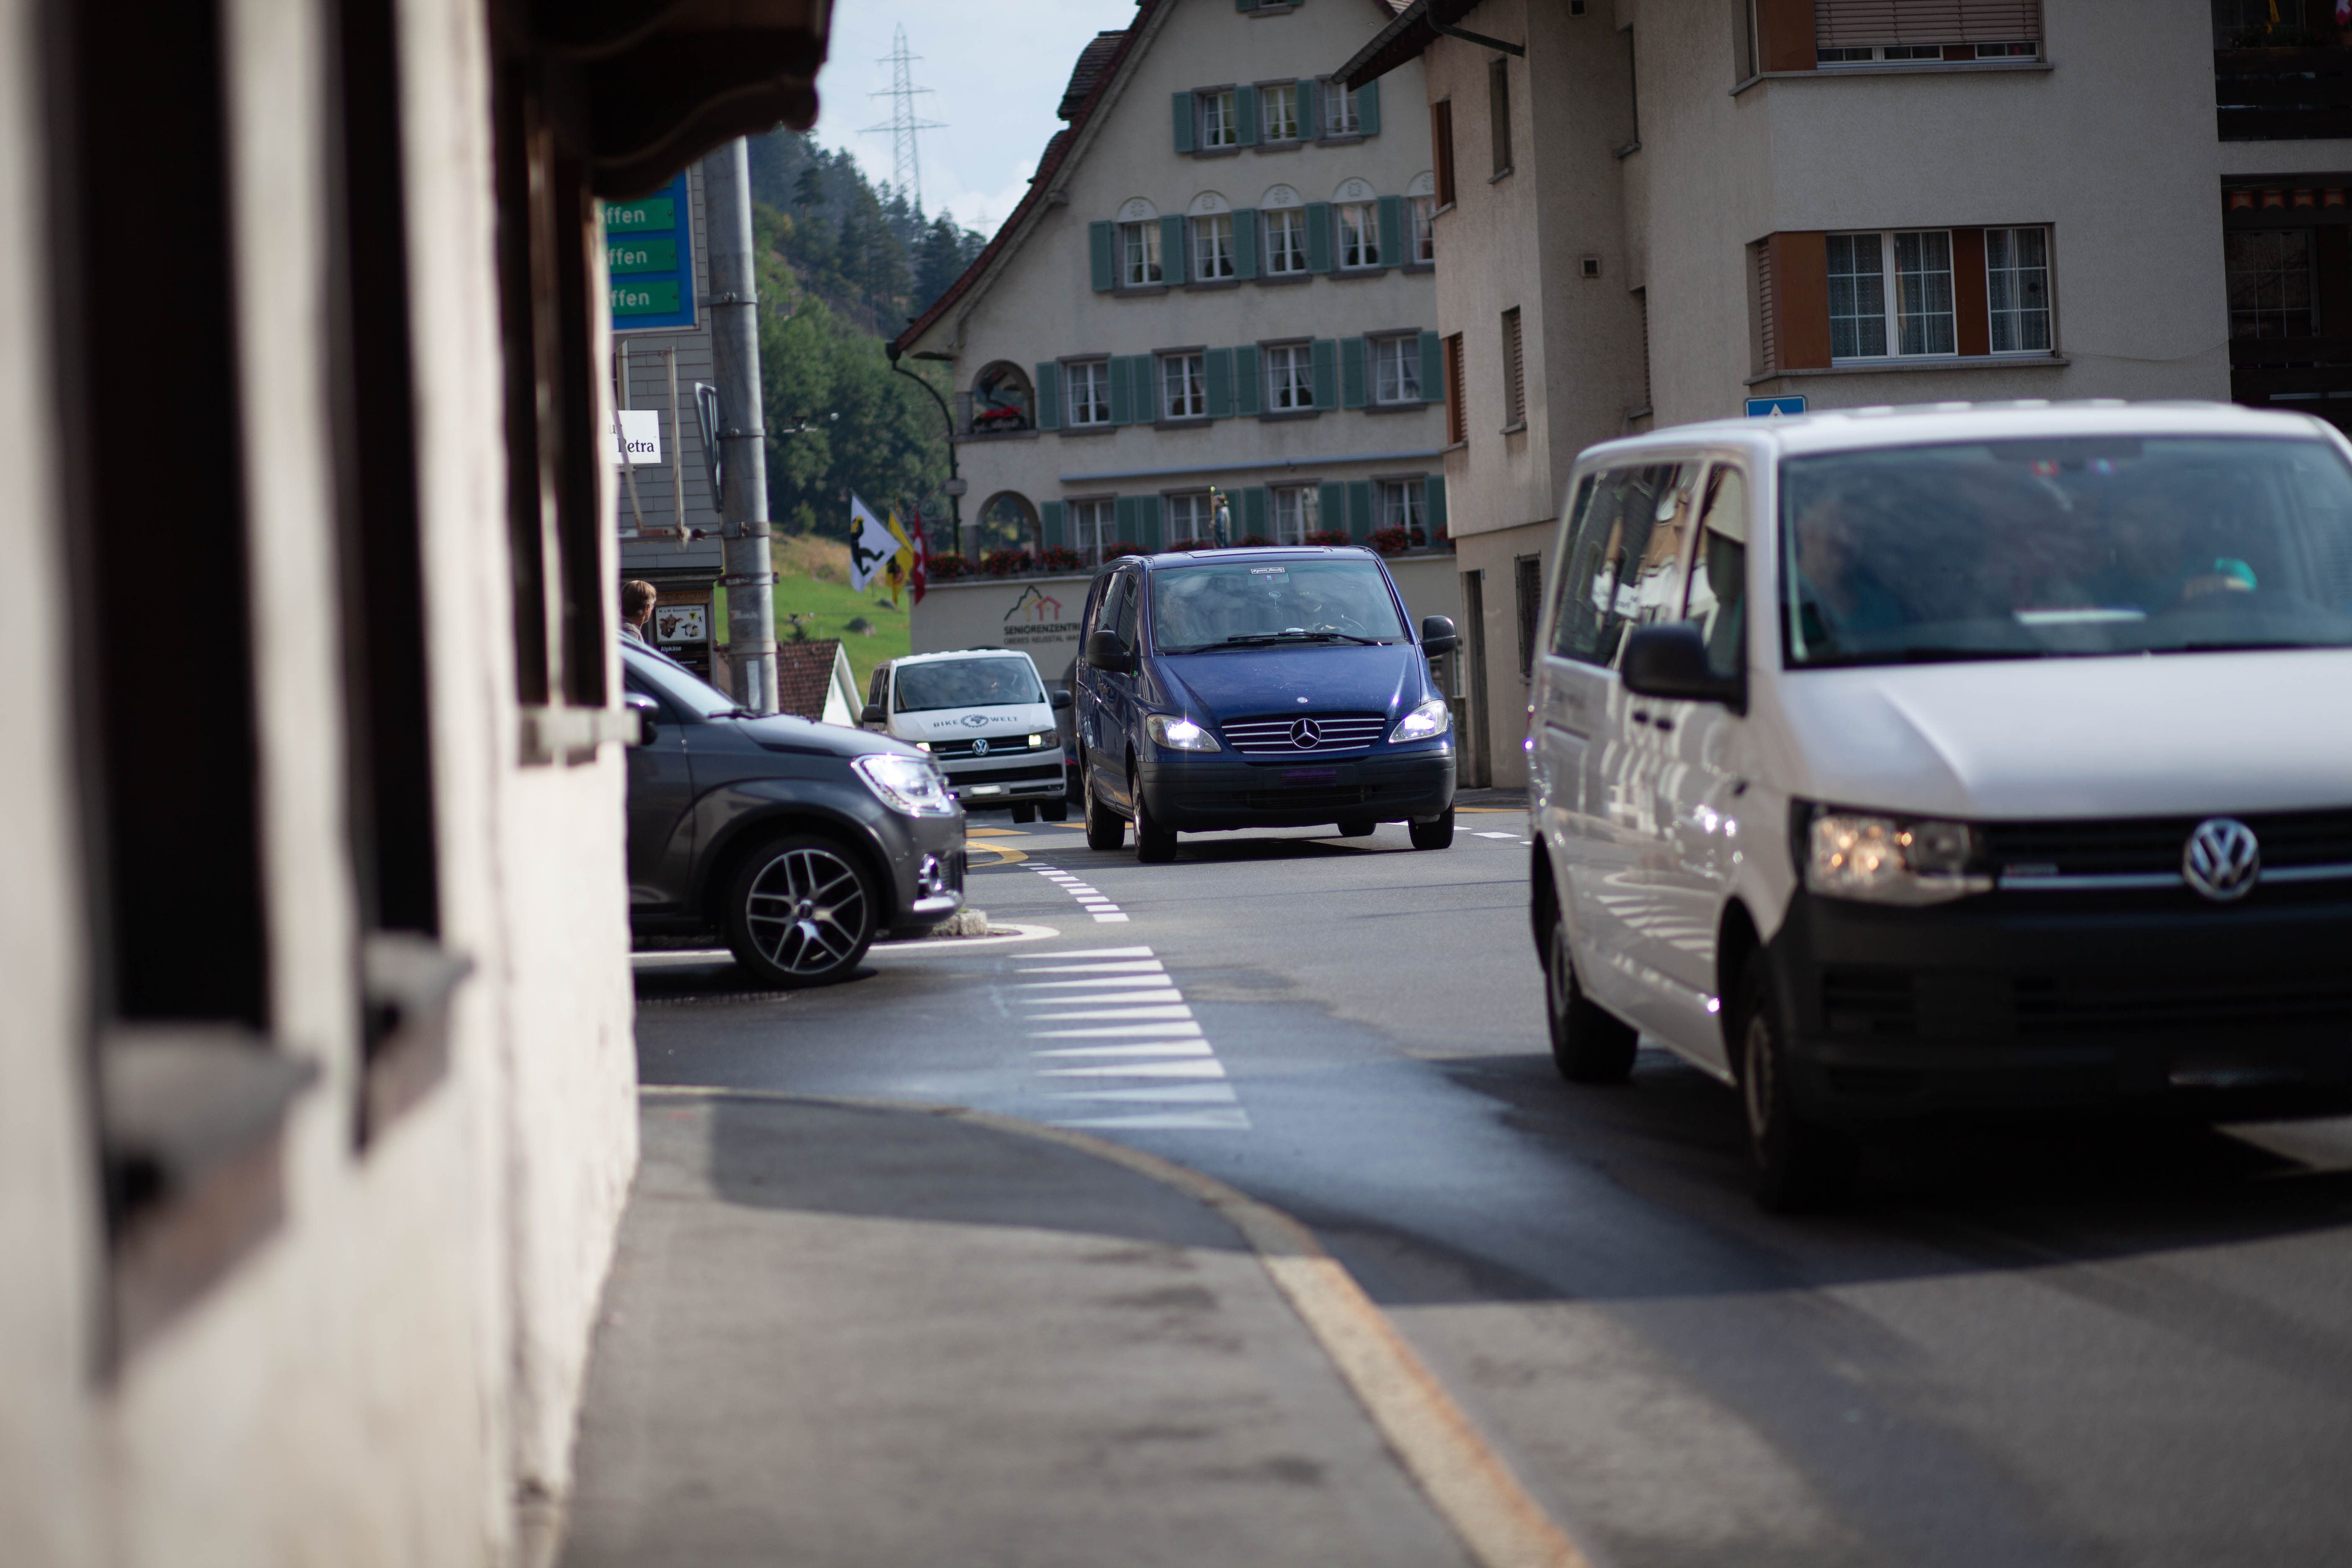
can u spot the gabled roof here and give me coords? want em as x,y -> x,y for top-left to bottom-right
1337,0 -> 1485,90
1059,30 -> 1130,120
774,637 -> 851,722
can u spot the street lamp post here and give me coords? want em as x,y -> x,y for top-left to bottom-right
887,343 -> 964,562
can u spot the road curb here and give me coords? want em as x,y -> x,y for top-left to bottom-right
638,1084 -> 1594,1568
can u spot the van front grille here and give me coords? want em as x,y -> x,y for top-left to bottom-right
1221,713 -> 1389,756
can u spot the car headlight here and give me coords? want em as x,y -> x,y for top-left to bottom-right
1145,714 -> 1220,752
1029,732 -> 1048,748
1803,807 -> 1989,905
1388,697 -> 1452,743
853,752 -> 960,816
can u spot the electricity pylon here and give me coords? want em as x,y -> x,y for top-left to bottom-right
861,25 -> 944,212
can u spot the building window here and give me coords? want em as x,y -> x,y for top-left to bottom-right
1338,201 -> 1380,268
1161,352 -> 1207,420
1121,219 -> 1162,286
1199,88 -> 1239,150
1261,83 -> 1301,142
1515,554 -> 1545,680
1488,57 -> 1512,176
1166,491 -> 1215,542
1378,479 -> 1428,544
1986,227 -> 2052,352
1432,101 -> 1457,206
1272,484 -> 1320,544
2227,230 -> 2315,340
1443,333 -> 1467,445
1501,307 -> 1526,428
1265,342 -> 1315,410
1409,196 -> 1436,263
1814,0 -> 2042,61
1265,207 -> 1308,273
1192,213 -> 1235,281
1828,230 -> 1955,359
1323,78 -> 1361,136
1071,497 -> 1119,563
1373,335 -> 1423,403
1067,359 -> 1112,426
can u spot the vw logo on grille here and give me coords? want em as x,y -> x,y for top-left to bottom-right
2182,817 -> 2260,902
972,737 -> 990,756
1290,718 -> 1322,749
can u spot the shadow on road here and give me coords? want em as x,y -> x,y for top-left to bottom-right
632,952 -> 879,1006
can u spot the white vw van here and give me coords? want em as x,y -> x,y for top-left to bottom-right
1528,402 -> 2352,1208
863,648 -> 1072,820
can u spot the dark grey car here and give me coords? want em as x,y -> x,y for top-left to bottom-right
622,640 -> 966,986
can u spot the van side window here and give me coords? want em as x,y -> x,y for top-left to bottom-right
1112,573 -> 1141,650
867,665 -> 889,712
1682,467 -> 1749,680
1550,464 -> 1687,666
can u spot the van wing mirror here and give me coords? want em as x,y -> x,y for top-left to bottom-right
1085,630 -> 1135,674
861,702 -> 884,725
624,691 -> 660,744
1420,615 -> 1459,656
1620,624 -> 1742,707
1050,689 -> 1073,710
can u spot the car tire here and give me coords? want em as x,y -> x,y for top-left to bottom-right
1133,770 -> 1177,864
1733,956 -> 1859,1212
1040,795 -> 1070,822
1083,768 -> 1124,851
1336,818 -> 1377,838
1011,802 -> 1037,824
1544,906 -> 1638,1083
723,833 -> 878,988
1409,808 -> 1455,850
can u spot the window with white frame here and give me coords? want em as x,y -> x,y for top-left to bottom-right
1120,219 -> 1162,286
1827,230 -> 1955,359
1264,342 -> 1314,411
1161,352 -> 1207,420
1199,88 -> 1238,150
1260,83 -> 1300,142
1272,484 -> 1319,544
1322,77 -> 1360,136
1378,479 -> 1426,543
1066,359 -> 1111,426
1409,195 -> 1436,263
1071,497 -> 1118,564
1338,201 -> 1379,269
1192,214 -> 1235,281
1166,491 -> 1214,541
1986,227 -> 2051,352
1372,335 -> 1421,404
1264,206 -> 1308,274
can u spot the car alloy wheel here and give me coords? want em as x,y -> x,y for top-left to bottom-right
1084,767 -> 1124,851
1733,957 -> 1857,1211
1545,908 -> 1636,1083
727,834 -> 877,987
1133,770 -> 1176,863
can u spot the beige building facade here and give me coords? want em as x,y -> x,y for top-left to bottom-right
1345,0 -> 2321,787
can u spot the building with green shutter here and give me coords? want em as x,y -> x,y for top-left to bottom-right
894,0 -> 1460,696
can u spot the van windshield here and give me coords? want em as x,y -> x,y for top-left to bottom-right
893,657 -> 1045,712
1780,436 -> 2352,667
1150,558 -> 1408,653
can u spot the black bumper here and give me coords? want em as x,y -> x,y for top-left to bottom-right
1768,886 -> 2352,1123
939,754 -> 1066,807
1137,748 -> 1455,832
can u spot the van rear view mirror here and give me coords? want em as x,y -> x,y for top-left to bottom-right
1421,615 -> 1460,656
1620,624 -> 1742,708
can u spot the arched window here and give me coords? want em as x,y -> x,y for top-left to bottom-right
970,362 -> 1032,434
1114,197 -> 1163,287
977,491 -> 1040,562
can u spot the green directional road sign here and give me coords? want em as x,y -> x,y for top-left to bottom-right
604,196 -> 675,232
599,171 -> 694,330
611,280 -> 681,317
607,237 -> 677,275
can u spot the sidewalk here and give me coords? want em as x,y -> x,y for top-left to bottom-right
557,1092 -> 1476,1568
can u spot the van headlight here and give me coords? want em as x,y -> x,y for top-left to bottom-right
854,752 -> 960,816
1803,807 -> 1989,905
1389,698 -> 1451,743
1145,714 -> 1220,752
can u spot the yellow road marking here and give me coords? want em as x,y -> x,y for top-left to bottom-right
966,827 -> 1028,837
965,841 -> 1028,866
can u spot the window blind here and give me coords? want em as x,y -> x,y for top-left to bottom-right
1813,0 -> 2040,46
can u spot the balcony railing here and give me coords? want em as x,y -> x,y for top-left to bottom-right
2217,47 -> 2352,139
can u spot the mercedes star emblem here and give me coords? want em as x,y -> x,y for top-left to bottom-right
1290,718 -> 1322,748
2182,817 -> 2260,902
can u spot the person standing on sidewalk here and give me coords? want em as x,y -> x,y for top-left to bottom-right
620,579 -> 657,643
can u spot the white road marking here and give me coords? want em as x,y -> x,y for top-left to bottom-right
1052,1084 -> 1239,1104
1030,946 -> 1153,959
1015,959 -> 1163,975
1021,989 -> 1181,1006
1005,943 -> 1249,1129
1034,1041 -> 1214,1058
1474,831 -> 1520,840
1028,863 -> 1131,922
1029,1021 -> 1205,1039
1021,1004 -> 1194,1022
1053,1109 -> 1252,1130
1040,1059 -> 1229,1079
1016,975 -> 1170,990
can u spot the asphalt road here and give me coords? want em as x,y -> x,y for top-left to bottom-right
636,805 -> 2352,1568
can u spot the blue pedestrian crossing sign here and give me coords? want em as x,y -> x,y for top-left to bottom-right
1746,395 -> 1807,418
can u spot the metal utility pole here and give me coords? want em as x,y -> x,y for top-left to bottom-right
701,138 -> 777,712
862,25 -> 943,210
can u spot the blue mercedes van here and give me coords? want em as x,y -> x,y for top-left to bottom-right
1071,547 -> 1460,862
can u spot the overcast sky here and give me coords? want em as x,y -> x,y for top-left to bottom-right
812,1 -> 1135,239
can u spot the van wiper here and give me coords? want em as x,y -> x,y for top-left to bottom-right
1221,631 -> 1385,647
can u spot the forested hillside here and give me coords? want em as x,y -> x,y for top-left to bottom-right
744,131 -> 987,543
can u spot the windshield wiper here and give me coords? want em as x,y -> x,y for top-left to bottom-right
1805,646 -> 2045,667
1220,631 -> 1385,647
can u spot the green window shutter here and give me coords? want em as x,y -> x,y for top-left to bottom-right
1116,495 -> 1138,543
1235,0 -> 1254,9
1134,355 -> 1161,421
1160,215 -> 1187,284
1311,338 -> 1338,410
1243,486 -> 1269,537
1377,196 -> 1403,269
1232,209 -> 1258,279
1035,363 -> 1061,431
1236,84 -> 1259,146
1424,475 -> 1447,534
1089,221 -> 1115,291
1298,78 -> 1319,138
1042,500 -> 1066,549
1318,480 -> 1346,537
1206,348 -> 1235,418
1418,330 -> 1442,402
1358,79 -> 1380,135
1109,356 -> 1134,426
1235,345 -> 1261,415
1304,202 -> 1331,273
1347,480 -> 1374,539
1173,92 -> 1196,154
1341,336 -> 1368,409
1141,494 -> 1163,550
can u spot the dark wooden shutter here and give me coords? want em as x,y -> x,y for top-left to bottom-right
1950,228 -> 1991,356
1358,78 -> 1381,134
1305,201 -> 1332,271
1243,486 -> 1269,536
1444,333 -> 1466,444
1347,480 -> 1374,539
1377,196 -> 1403,268
1311,338 -> 1338,408
1236,83 -> 1259,146
1764,232 -> 1831,369
1418,330 -> 1442,402
1207,348 -> 1235,418
1235,344 -> 1261,414
1173,91 -> 1196,153
1159,215 -> 1186,283
1041,500 -> 1066,549
1432,101 -> 1457,207
1341,337 -> 1368,407
1425,476 -> 1447,534
1757,0 -> 1818,70
1232,209 -> 1259,279
1318,480 -> 1347,536
1089,221 -> 1115,291
1035,363 -> 1061,429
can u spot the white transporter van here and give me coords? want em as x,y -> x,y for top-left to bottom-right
1529,402 -> 2352,1208
864,648 -> 1072,821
